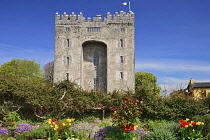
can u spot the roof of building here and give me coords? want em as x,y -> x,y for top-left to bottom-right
189,82 -> 210,88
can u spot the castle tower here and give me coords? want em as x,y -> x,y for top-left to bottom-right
54,11 -> 135,92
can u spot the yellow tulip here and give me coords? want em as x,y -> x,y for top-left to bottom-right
48,119 -> 52,124
192,129 -> 195,132
185,118 -> 190,121
197,122 -> 201,125
62,123 -> 66,126
66,119 -> 72,122
54,127 -> 58,130
185,125 -> 188,128
189,123 -> 193,127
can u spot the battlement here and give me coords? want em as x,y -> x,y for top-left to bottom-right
55,11 -> 134,25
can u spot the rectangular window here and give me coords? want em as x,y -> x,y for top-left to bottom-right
66,73 -> 69,81
120,28 -> 125,32
87,27 -> 101,32
120,72 -> 123,79
67,57 -> 70,65
94,52 -> 99,66
94,78 -> 99,90
120,39 -> 123,47
66,27 -> 70,31
120,56 -> 124,63
67,39 -> 70,47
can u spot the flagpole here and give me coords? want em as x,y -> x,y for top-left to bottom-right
129,1 -> 131,12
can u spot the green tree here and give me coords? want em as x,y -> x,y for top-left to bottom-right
135,71 -> 161,93
0,59 -> 43,81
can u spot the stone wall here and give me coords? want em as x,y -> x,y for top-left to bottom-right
54,11 -> 135,92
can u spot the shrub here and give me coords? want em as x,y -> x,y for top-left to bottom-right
142,123 -> 178,140
110,94 -> 143,129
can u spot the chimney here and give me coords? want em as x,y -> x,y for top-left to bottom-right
190,79 -> 194,84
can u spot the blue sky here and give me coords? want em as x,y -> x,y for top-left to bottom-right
0,0 -> 210,92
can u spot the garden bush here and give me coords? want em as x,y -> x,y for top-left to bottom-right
194,115 -> 210,138
135,85 -> 209,120
142,121 -> 179,140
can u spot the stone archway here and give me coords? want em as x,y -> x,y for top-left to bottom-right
82,40 -> 107,92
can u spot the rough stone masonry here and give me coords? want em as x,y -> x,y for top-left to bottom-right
53,11 -> 135,93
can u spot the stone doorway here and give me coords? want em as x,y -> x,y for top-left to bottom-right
82,41 -> 107,92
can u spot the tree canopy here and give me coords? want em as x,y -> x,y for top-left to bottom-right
135,71 -> 161,93
0,59 -> 42,81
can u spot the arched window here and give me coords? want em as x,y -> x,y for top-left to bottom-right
66,56 -> 71,65
67,39 -> 70,47
93,52 -> 99,66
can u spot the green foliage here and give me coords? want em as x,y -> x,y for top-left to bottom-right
3,112 -> 22,129
165,90 -> 208,119
194,115 -> 210,138
0,59 -> 43,81
3,112 -> 21,122
137,87 -> 208,120
110,94 -> 143,128
98,120 -> 112,128
135,71 -> 161,93
142,122 -> 178,140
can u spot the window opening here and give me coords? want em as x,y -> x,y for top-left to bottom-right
67,57 -> 70,65
120,39 -> 123,47
93,52 -> 99,66
67,39 -> 70,47
66,73 -> 69,81
120,56 -> 124,63
120,28 -> 125,32
87,27 -> 101,32
94,78 -> 99,90
66,27 -> 70,31
120,72 -> 124,79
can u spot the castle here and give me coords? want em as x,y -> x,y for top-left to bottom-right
53,11 -> 135,92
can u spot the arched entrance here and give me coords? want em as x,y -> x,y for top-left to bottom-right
82,40 -> 107,92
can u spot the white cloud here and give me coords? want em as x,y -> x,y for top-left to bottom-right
136,59 -> 210,72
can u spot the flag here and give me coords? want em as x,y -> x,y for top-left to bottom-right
122,2 -> 130,5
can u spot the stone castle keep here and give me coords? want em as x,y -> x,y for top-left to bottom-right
53,11 -> 135,92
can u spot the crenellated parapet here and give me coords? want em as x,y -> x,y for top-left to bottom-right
55,11 -> 134,25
